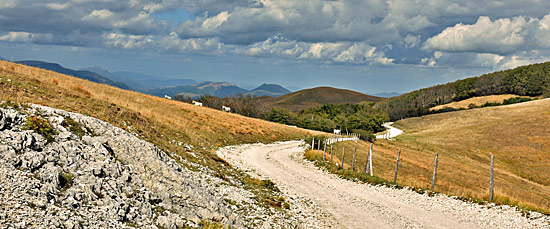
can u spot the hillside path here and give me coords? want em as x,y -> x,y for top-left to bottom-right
376,122 -> 403,139
217,141 -> 548,229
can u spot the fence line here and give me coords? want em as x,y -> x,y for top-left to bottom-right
310,139 -> 498,203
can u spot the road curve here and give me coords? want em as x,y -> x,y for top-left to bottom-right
217,141 -> 548,229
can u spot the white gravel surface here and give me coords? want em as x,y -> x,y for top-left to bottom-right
376,122 -> 403,139
218,141 -> 550,229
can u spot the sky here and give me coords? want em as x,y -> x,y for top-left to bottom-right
1,0 -> 550,93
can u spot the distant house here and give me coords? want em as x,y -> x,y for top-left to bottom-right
333,129 -> 341,135
164,95 -> 172,100
222,106 -> 231,112
192,101 -> 203,106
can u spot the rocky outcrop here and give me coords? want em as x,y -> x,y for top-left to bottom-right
0,104 -> 310,228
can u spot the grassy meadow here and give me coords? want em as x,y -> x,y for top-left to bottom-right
317,100 -> 550,213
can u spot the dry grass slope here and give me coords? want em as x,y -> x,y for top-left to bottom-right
0,60 -> 319,168
430,94 -> 536,111
328,100 -> 550,213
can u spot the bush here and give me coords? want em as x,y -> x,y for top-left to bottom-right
305,135 -> 328,149
61,116 -> 88,138
502,97 -> 534,105
351,129 -> 375,142
24,115 -> 57,142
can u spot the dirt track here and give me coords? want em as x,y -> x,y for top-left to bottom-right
217,141 -> 549,229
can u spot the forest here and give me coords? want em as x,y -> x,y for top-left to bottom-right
174,94 -> 388,142
376,62 -> 550,120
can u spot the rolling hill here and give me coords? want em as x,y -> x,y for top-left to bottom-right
84,68 -> 198,92
377,62 -> 550,120
0,60 -> 324,227
248,83 -> 290,97
327,98 -> 550,214
258,86 -> 384,111
16,60 -> 131,90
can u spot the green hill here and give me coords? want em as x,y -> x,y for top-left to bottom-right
258,86 -> 384,111
377,62 -> 550,120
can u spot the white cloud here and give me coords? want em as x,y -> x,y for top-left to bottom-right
424,14 -> 550,54
103,32 -> 154,49
160,32 -> 228,54
0,31 -> 53,43
0,0 -> 17,8
82,9 -> 115,21
237,35 -> 393,64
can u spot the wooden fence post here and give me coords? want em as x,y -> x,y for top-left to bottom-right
489,154 -> 494,201
352,147 -> 357,171
311,138 -> 315,150
330,144 -> 333,163
317,139 -> 321,151
368,143 -> 373,176
341,147 -> 345,168
431,153 -> 439,190
393,149 -> 401,183
323,142 -> 327,161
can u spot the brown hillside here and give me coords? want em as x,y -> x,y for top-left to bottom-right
328,99 -> 550,213
0,60 -> 322,166
258,86 -> 383,111
430,94 -> 537,111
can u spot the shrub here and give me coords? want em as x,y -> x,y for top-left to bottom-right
502,97 -> 533,105
24,115 -> 57,142
351,129 -> 375,142
61,116 -> 88,138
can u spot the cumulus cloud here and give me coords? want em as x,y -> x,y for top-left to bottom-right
103,32 -> 154,49
236,35 -> 393,64
424,14 -> 550,54
160,32 -> 229,54
2,0 -> 550,67
0,31 -> 53,43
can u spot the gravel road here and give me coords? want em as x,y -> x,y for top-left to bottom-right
217,141 -> 549,229
376,122 -> 403,139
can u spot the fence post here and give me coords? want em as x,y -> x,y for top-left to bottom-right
368,143 -> 373,176
323,143 -> 327,161
393,149 -> 401,183
330,144 -> 333,163
317,138 -> 321,151
341,147 -> 345,168
352,147 -> 357,171
489,154 -> 494,201
311,138 -> 315,150
431,153 -> 439,190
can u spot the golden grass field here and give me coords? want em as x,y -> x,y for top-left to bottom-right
430,94 -> 535,111
325,100 -> 550,213
0,60 -> 321,167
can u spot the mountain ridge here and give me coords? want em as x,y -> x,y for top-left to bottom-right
258,86 -> 384,111
16,61 -> 131,90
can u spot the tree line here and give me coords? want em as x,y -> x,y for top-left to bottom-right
174,94 -> 388,142
376,62 -> 550,121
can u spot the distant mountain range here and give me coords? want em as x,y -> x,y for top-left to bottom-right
146,82 -> 290,98
257,86 -> 384,111
83,68 -> 197,92
16,61 -> 131,90
372,92 -> 401,98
